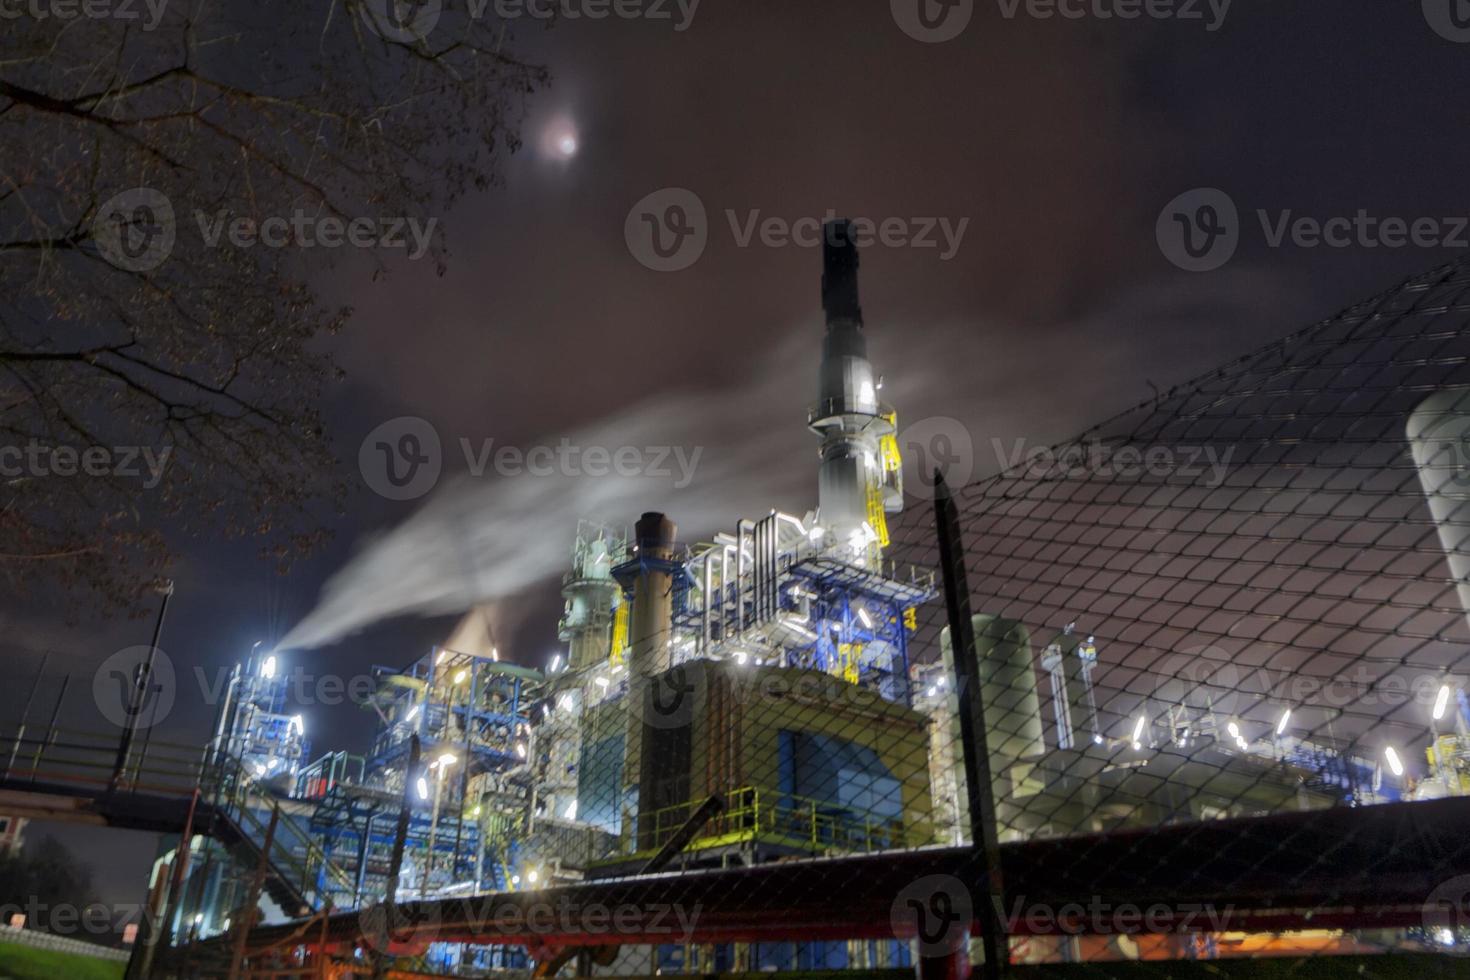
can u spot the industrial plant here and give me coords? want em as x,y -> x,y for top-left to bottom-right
102,222 -> 1470,976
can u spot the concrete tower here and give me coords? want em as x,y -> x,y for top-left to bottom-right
809,220 -> 901,562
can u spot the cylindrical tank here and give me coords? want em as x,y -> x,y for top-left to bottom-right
936,615 -> 1045,842
941,615 -> 1046,765
628,512 -> 677,680
1408,389 -> 1470,623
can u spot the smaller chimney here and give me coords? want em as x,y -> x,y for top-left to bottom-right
628,512 -> 677,680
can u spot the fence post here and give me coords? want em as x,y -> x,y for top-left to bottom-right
4,654 -> 47,781
933,472 -> 1008,980
372,733 -> 421,980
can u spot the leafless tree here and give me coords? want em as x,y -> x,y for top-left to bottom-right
0,0 -> 547,612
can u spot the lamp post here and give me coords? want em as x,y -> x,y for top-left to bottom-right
423,752 -> 457,896
110,579 -> 174,793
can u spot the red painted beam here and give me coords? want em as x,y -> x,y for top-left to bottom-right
221,796 -> 1470,955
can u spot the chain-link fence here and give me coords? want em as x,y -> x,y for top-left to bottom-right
136,259 -> 1470,977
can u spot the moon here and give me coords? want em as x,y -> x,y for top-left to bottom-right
540,116 -> 580,162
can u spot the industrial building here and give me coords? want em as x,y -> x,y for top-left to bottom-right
163,222 -> 1470,974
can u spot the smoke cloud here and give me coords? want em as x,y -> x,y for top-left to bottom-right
279,270 -> 1297,653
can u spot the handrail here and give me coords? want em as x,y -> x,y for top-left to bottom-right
639,785 -> 926,855
0,726 -> 353,912
201,748 -> 357,906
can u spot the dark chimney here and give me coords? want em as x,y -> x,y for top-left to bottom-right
821,219 -> 862,325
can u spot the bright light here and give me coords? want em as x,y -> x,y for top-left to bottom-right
564,800 -> 578,820
437,752 -> 458,769
1437,927 -> 1455,946
290,714 -> 304,735
1226,720 -> 1241,739
856,607 -> 874,629
1131,714 -> 1146,749
595,676 -> 610,688
261,655 -> 277,679
515,742 -> 526,759
405,704 -> 420,723
550,654 -> 562,673
808,526 -> 825,542
733,651 -> 748,665
558,134 -> 578,156
491,647 -> 499,662
471,804 -> 481,817
1275,709 -> 1290,736
925,686 -> 937,698
511,875 -> 521,886
1434,684 -> 1452,721
1385,746 -> 1404,777
453,668 -> 468,684
784,618 -> 816,639
527,868 -> 539,884
416,777 -> 430,800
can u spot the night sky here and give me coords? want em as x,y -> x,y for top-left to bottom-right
10,0 -> 1470,908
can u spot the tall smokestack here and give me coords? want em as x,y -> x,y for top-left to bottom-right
811,219 -> 886,558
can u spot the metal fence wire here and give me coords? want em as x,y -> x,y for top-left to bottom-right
138,258 -> 1470,978
879,256 -> 1470,971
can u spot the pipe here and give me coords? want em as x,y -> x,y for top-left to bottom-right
736,519 -> 754,633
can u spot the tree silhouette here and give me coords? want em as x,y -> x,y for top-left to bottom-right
0,0 -> 547,612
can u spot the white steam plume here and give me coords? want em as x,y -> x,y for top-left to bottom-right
279,271 -> 1293,652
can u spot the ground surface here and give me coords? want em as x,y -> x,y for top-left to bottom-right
0,940 -> 125,980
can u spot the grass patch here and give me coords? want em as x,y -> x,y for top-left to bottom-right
0,939 -> 125,980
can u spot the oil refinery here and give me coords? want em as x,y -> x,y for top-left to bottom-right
126,223 -> 1470,976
